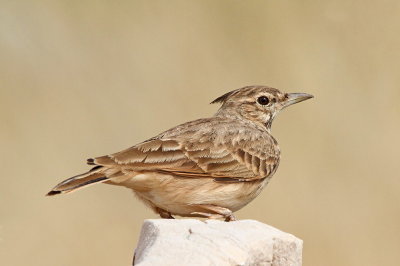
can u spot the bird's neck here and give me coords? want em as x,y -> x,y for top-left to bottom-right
214,108 -> 273,132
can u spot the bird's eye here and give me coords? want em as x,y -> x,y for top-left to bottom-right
257,96 -> 270,105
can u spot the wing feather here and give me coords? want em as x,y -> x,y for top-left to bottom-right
89,118 -> 280,181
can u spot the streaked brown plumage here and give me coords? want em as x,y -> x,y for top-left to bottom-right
47,85 -> 313,221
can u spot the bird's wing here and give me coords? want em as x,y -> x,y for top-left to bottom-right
92,138 -> 204,173
90,118 -> 280,181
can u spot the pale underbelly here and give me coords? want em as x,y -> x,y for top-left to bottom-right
110,172 -> 270,216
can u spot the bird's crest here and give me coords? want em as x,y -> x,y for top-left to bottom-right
210,89 -> 239,104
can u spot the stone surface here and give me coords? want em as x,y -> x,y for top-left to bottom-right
133,219 -> 302,266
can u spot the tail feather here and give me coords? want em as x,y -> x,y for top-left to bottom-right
46,167 -> 108,196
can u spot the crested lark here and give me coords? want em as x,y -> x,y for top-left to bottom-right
47,86 -> 313,221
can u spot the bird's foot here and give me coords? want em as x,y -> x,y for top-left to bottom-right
156,207 -> 175,219
190,204 -> 235,222
224,213 -> 236,222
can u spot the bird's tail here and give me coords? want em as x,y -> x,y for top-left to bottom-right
46,166 -> 108,196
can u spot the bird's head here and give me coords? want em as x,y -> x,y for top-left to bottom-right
212,85 -> 313,130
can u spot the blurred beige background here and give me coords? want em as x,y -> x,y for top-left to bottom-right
1,1 -> 400,265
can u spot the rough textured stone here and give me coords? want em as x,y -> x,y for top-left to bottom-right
133,219 -> 302,266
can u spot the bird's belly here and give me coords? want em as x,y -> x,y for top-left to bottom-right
117,172 -> 269,216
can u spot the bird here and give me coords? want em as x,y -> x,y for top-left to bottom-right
47,85 -> 313,221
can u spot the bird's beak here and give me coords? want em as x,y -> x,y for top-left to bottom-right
281,93 -> 313,108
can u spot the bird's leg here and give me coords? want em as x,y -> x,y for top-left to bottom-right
190,212 -> 224,220
190,204 -> 236,222
155,207 -> 174,219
